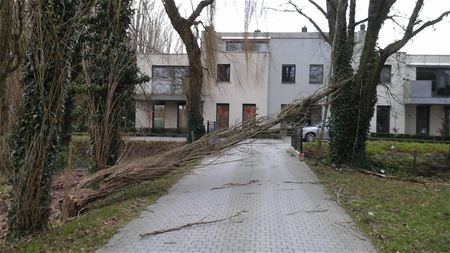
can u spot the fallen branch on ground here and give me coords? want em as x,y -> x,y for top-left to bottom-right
336,185 -> 344,205
62,78 -> 349,218
210,180 -> 259,190
343,168 -> 428,185
282,181 -> 323,184
287,209 -> 328,216
139,210 -> 248,238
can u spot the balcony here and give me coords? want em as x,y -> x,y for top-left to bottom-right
405,80 -> 450,104
136,66 -> 188,101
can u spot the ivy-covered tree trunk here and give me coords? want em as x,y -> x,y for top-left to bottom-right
322,0 -> 449,166
326,0 -> 356,167
86,0 -> 146,171
8,0 -> 82,238
162,0 -> 214,142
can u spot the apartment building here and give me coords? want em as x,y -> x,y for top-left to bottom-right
135,31 -> 450,137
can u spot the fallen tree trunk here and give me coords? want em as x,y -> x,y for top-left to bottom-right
63,82 -> 347,217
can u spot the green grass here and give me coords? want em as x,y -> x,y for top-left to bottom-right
366,140 -> 449,155
305,140 -> 450,177
310,164 -> 450,253
2,166 -> 192,252
304,140 -> 450,252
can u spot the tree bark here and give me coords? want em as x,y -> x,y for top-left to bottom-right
162,0 -> 214,142
326,0 -> 449,166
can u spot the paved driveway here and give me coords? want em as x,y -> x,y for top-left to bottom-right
98,139 -> 376,253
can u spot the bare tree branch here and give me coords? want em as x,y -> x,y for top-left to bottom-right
382,0 -> 450,58
287,0 -> 330,44
186,0 -> 215,26
307,0 -> 327,18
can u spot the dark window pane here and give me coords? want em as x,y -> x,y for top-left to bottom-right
217,64 -> 231,82
152,66 -> 189,95
309,65 -> 324,84
225,41 -> 241,52
380,65 -> 391,84
153,104 -> 165,128
225,41 -> 269,52
308,106 -> 322,125
376,106 -> 390,133
416,106 -> 430,136
282,64 -> 296,83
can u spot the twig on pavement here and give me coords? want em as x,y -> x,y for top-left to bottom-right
139,210 -> 248,238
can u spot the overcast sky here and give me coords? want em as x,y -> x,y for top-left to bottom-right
208,0 -> 450,55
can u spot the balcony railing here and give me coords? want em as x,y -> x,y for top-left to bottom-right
405,80 -> 450,104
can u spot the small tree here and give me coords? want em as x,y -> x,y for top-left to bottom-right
162,0 -> 215,142
85,0 -> 148,171
8,0 -> 85,238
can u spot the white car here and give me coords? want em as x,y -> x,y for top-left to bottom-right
302,123 -> 329,142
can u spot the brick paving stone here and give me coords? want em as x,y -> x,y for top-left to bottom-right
97,139 -> 376,253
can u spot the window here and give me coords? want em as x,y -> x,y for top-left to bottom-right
308,106 -> 322,126
177,103 -> 187,130
152,103 -> 165,129
217,64 -> 231,82
417,67 -> 450,95
282,64 -> 296,83
242,104 -> 257,122
309,65 -> 324,84
225,41 -> 269,52
380,65 -> 391,84
376,106 -> 390,133
216,104 -> 229,129
152,66 -> 189,95
443,106 -> 450,136
416,105 -> 430,136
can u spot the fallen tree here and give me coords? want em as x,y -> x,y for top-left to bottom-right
62,79 -> 348,217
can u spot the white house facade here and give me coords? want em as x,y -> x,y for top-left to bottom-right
135,31 -> 450,137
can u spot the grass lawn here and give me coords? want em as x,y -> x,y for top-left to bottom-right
0,139 -> 188,252
4,167 -> 191,252
305,141 -> 450,253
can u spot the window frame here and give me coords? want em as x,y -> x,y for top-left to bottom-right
380,65 -> 392,84
309,64 -> 324,84
152,102 -> 166,129
217,64 -> 231,82
151,65 -> 189,95
281,64 -> 296,83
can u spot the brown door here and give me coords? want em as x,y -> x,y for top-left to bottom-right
242,104 -> 256,122
216,104 -> 229,129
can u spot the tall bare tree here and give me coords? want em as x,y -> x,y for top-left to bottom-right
288,0 -> 450,166
133,0 -> 183,54
162,0 -> 215,142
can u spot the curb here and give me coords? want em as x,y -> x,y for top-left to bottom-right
288,146 -> 305,161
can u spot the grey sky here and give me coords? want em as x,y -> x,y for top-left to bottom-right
212,0 -> 450,55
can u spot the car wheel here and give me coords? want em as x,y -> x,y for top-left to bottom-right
305,132 -> 316,142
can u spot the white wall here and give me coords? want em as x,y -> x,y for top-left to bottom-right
267,33 -> 331,116
202,51 -> 269,127
136,54 -> 189,95
370,53 -> 407,134
135,100 -> 152,128
135,54 -> 189,129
